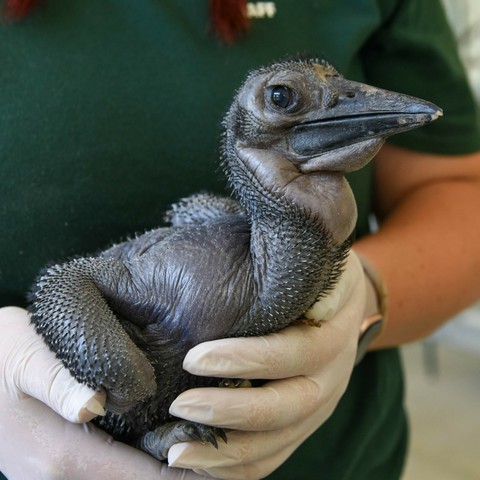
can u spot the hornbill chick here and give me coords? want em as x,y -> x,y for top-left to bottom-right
29,58 -> 441,460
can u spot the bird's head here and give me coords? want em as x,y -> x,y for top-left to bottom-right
223,58 -> 442,241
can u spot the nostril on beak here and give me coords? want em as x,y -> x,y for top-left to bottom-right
345,91 -> 356,98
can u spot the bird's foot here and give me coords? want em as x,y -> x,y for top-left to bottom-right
140,380 -> 251,460
139,420 -> 227,461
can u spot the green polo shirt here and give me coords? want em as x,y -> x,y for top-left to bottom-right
1,1 -> 478,479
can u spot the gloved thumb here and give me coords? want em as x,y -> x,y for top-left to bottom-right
0,306 -> 106,423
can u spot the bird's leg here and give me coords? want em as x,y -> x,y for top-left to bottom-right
29,257 -> 156,413
139,421 -> 228,461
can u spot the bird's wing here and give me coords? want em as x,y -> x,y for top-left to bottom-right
164,192 -> 244,227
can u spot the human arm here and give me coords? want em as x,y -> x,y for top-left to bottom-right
356,144 -> 480,347
0,306 -> 207,480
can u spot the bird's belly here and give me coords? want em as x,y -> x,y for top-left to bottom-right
165,232 -> 253,342
128,218 -> 255,346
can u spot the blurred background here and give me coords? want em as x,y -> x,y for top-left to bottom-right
402,2 -> 479,478
402,311 -> 480,479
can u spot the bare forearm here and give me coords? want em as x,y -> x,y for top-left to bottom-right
355,147 -> 480,348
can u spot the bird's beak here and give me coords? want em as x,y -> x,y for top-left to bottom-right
288,76 -> 443,157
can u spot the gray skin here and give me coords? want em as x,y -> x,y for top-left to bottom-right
29,59 -> 441,461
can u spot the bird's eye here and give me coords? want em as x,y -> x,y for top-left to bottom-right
270,86 -> 296,109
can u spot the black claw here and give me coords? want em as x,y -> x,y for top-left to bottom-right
185,425 -> 204,443
205,431 -> 219,449
217,428 -> 228,444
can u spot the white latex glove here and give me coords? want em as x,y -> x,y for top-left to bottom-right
0,306 -> 207,480
167,251 -> 366,480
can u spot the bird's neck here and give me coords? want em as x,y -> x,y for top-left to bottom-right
225,147 -> 352,336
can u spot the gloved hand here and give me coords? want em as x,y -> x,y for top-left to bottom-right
167,250 -> 367,480
0,306 -> 207,480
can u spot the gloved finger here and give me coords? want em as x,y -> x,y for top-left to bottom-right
169,428 -> 299,471
183,311 -> 356,380
191,444 -> 296,480
0,392 -> 207,480
170,374 -> 340,431
0,306 -> 106,423
168,412 -> 327,477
